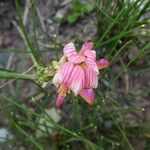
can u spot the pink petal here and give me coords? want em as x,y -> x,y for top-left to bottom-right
81,42 -> 94,51
63,43 -> 77,58
83,68 -> 98,88
56,94 -> 65,107
97,59 -> 109,69
80,89 -> 94,105
84,50 -> 96,60
86,60 -> 99,73
67,65 -> 84,95
84,50 -> 98,73
59,62 -> 74,84
68,54 -> 85,64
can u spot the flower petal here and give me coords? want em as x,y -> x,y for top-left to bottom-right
81,42 -> 94,51
56,94 -> 65,107
84,50 -> 96,60
97,59 -> 109,69
58,84 -> 68,97
52,72 -> 60,86
59,62 -> 74,84
67,65 -> 84,95
68,54 -> 85,64
59,55 -> 67,65
80,88 -> 94,105
83,68 -> 98,88
84,50 -> 98,73
63,43 -> 77,58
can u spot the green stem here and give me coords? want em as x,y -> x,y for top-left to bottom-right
0,68 -> 34,80
15,0 -> 45,66
72,96 -> 80,131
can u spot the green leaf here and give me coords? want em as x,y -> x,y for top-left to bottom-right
15,124 -> 44,150
1,94 -> 101,150
73,1 -> 83,12
83,3 -> 94,13
15,0 -> 45,66
67,13 -> 80,23
73,1 -> 93,13
0,68 -> 34,80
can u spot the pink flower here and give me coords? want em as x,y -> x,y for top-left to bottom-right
52,42 -> 109,106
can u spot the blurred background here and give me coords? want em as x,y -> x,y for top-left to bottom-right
0,0 -> 150,149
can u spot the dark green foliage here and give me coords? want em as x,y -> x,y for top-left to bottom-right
57,0 -> 94,24
67,1 -> 94,23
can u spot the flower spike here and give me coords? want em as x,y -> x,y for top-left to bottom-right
52,42 -> 109,106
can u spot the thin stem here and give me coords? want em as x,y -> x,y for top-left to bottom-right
72,96 -> 80,132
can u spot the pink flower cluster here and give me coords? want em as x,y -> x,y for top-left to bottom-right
52,42 -> 109,106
